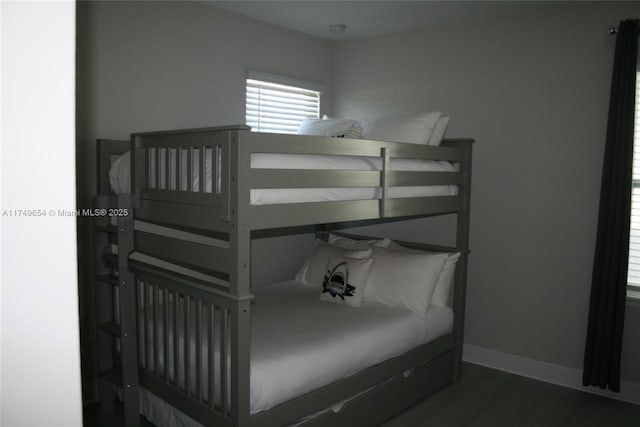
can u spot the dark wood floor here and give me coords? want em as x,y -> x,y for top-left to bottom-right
84,363 -> 640,427
382,363 -> 640,427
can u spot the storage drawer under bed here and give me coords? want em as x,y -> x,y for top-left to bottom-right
297,350 -> 455,427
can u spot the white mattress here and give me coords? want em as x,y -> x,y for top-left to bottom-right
250,281 -> 453,413
109,152 -> 457,203
139,281 -> 453,426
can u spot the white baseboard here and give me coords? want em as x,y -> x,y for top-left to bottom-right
462,344 -> 640,406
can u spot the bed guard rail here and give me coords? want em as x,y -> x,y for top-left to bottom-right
128,255 -> 252,427
131,125 -> 473,232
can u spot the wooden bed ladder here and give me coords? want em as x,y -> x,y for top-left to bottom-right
93,193 -> 140,426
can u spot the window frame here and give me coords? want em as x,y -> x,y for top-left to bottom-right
245,71 -> 322,134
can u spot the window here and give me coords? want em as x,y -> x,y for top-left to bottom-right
246,71 -> 321,134
627,70 -> 640,299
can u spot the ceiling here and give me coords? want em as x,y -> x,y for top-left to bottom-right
208,1 -> 553,41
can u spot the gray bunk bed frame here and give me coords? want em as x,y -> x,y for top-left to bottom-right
94,125 -> 473,427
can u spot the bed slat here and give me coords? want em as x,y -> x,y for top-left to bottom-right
209,304 -> 215,408
380,147 -> 390,217
134,230 -> 230,279
246,132 -> 465,161
248,170 -> 461,189
173,291 -> 179,387
220,308 -> 228,416
153,283 -> 159,376
195,300 -> 202,402
166,147 -> 172,190
184,295 -> 191,395
187,147 -> 193,192
199,146 -> 206,193
248,196 -> 462,230
164,290 -> 170,385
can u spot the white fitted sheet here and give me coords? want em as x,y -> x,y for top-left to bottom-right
109,152 -> 457,203
250,281 -> 453,413
138,281 -> 453,426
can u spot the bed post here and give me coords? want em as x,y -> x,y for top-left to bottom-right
229,129 -> 253,426
449,139 -> 473,382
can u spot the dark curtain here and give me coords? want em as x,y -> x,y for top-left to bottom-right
583,19 -> 639,392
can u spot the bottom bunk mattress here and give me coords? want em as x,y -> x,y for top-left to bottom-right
137,280 -> 453,425
250,281 -> 453,413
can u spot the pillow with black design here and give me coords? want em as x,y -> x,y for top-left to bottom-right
320,254 -> 373,307
295,240 -> 372,288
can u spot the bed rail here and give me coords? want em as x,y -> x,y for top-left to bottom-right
130,258 -> 251,427
131,125 -> 473,233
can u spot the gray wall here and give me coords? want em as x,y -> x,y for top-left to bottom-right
332,2 -> 640,383
77,0 -> 331,398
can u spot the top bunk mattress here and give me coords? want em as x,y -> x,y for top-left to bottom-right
109,151 -> 458,205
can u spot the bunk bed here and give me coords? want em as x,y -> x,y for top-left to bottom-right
93,124 -> 473,427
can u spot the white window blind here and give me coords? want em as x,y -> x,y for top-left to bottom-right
246,74 -> 320,134
627,70 -> 640,297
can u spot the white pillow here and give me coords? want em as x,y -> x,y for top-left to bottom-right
387,240 -> 460,308
328,234 -> 390,250
320,254 -> 373,307
295,240 -> 372,288
109,151 -> 131,195
297,117 -> 362,138
427,117 -> 451,146
430,252 -> 460,307
361,112 -> 441,145
364,247 -> 447,315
